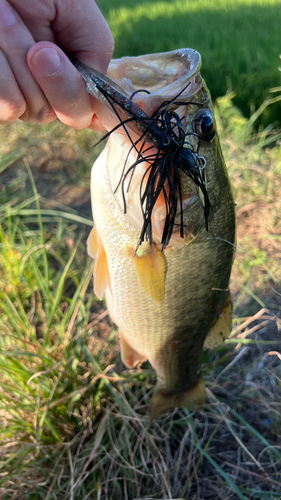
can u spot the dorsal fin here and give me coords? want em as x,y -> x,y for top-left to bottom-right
204,292 -> 233,349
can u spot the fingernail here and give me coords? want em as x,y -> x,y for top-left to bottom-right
31,48 -> 62,76
0,2 -> 17,27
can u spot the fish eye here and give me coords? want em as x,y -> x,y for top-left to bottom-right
162,136 -> 171,147
193,110 -> 216,141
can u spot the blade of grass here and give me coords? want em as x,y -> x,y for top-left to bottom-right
82,344 -> 137,417
25,161 -> 49,316
229,409 -> 281,461
47,236 -> 81,327
5,208 -> 94,227
195,441 -> 248,500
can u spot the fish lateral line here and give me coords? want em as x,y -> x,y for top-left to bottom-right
72,57 -> 211,250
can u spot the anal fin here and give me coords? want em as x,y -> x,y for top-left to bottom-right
204,292 -> 233,349
119,331 -> 147,368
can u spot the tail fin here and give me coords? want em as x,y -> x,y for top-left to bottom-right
149,377 -> 205,421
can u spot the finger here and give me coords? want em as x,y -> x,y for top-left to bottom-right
7,0 -> 114,73
88,116 -> 107,132
7,0 -> 57,43
28,42 -> 100,130
0,0 -> 55,123
0,49 -> 26,123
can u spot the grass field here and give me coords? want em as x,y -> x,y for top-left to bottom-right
101,0 -> 281,125
1,0 -> 281,499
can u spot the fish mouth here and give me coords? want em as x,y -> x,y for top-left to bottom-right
108,48 -> 201,88
107,48 -> 202,115
107,49 -> 208,249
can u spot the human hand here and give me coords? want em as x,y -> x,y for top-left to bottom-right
0,0 -> 114,129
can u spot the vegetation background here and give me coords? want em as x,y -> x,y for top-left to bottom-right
0,0 -> 281,498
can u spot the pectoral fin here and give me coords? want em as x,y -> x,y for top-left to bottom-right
87,225 -> 99,259
127,243 -> 167,303
87,226 -> 110,300
204,292 -> 233,349
93,241 -> 110,300
119,331 -> 147,368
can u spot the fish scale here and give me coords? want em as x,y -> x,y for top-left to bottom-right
81,49 -> 236,418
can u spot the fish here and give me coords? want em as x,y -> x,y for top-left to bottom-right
72,49 -> 236,419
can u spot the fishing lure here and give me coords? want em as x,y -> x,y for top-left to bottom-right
72,58 -> 215,249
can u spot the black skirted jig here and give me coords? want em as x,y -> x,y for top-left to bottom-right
71,58 -> 216,250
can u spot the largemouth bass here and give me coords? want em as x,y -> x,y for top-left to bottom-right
73,49 -> 236,419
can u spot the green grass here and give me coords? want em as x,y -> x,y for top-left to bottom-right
1,1 -> 281,498
216,93 -> 281,314
101,0 -> 281,125
0,93 -> 281,499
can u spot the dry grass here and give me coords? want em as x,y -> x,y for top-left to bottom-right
216,94 -> 281,316
1,312 -> 280,500
0,94 -> 281,499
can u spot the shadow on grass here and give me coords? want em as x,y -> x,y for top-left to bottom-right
101,0 -> 281,125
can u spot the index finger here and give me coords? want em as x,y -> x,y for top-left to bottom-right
9,0 -> 114,74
